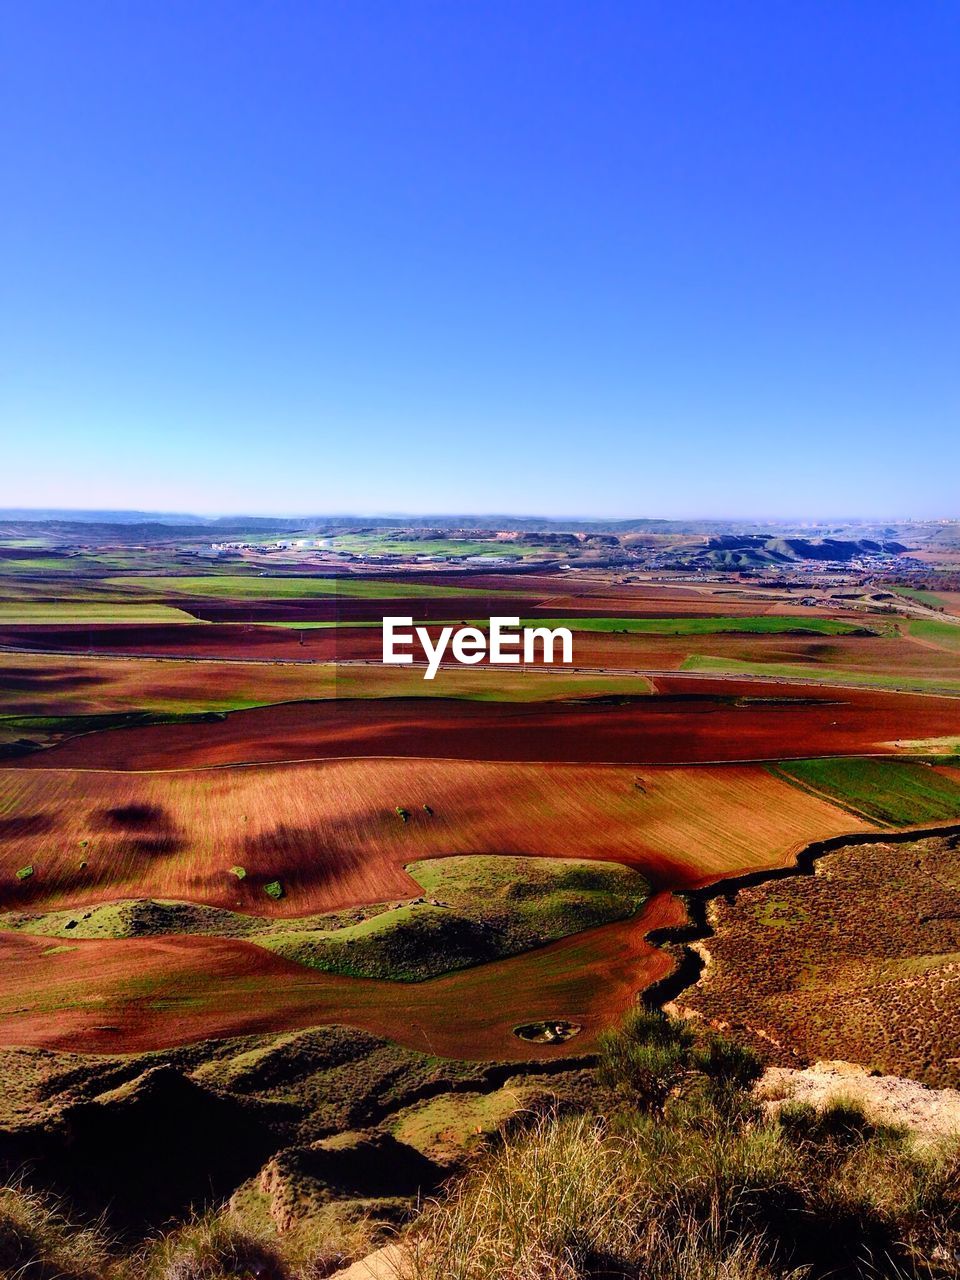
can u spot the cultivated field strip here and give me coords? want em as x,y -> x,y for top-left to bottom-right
0,759 -> 871,918
12,679 -> 960,770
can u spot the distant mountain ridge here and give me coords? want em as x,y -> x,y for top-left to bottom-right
684,535 -> 910,568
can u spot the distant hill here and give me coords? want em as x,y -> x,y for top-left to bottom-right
674,535 -> 910,569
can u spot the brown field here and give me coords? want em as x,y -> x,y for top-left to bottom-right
0,759 -> 869,918
0,893 -> 685,1058
179,594 -> 537,623
0,652 -> 657,716
15,680 -> 960,771
679,833 -> 960,1088
0,652 -> 336,714
7,618 -> 957,683
0,622 -> 344,661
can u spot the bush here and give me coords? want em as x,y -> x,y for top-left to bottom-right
693,1034 -> 764,1092
401,1027 -> 960,1280
597,1009 -> 694,1112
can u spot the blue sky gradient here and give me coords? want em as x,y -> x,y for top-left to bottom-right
2,1 -> 958,518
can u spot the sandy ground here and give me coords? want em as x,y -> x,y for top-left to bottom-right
758,1060 -> 960,1143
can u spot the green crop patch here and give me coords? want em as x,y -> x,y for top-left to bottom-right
0,602 -> 196,624
771,758 -> 960,826
330,534 -> 541,558
524,616 -> 874,636
894,587 -> 950,609
680,655 -> 960,695
103,575 -> 519,600
909,619 -> 960,653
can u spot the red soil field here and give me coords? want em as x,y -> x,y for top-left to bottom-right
0,623 -> 342,662
0,894 -> 684,1058
16,681 -> 960,771
7,621 -> 951,680
0,652 -> 336,715
0,760 -> 868,917
180,595 -> 537,623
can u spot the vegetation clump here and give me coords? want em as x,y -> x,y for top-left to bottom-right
0,1180 -> 111,1280
262,855 -> 648,981
402,1014 -> 960,1280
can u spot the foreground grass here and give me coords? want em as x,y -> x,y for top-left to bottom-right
403,1012 -> 960,1280
3,1013 -> 959,1279
0,1179 -> 112,1279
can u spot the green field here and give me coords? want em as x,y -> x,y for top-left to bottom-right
909,618 -> 960,653
333,666 -> 653,701
330,534 -> 537,558
524,615 -> 874,636
771,758 -> 960,826
680,654 -> 960,694
103,575 -> 520,600
0,602 -> 196,624
893,586 -> 950,609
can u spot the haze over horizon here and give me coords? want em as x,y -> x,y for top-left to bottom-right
3,2 -> 958,518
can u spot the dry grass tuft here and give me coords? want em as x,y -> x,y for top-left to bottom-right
0,1179 -> 112,1280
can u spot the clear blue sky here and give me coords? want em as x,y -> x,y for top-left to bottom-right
2,1 -> 957,519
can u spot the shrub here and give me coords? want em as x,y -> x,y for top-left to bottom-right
597,1010 -> 694,1113
693,1034 -> 764,1092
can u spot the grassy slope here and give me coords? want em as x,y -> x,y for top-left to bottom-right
2,855 -> 650,983
893,586 -> 949,609
260,855 -> 650,980
771,757 -> 960,825
909,618 -> 960,652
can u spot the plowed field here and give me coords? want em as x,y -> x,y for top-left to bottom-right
14,682 -> 960,770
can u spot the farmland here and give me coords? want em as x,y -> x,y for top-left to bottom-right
15,679 -> 960,771
771,757 -> 960,825
1,534 -> 960,1071
0,759 -> 870,919
519,615 -> 875,635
